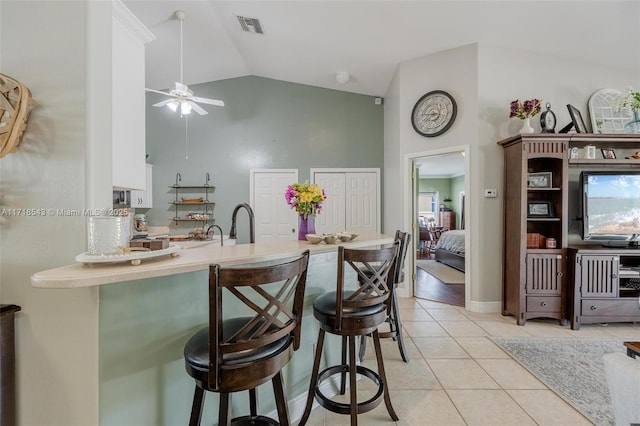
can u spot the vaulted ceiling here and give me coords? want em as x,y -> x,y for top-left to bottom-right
124,1 -> 640,97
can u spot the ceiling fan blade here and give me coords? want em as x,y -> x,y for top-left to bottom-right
175,82 -> 190,96
145,88 -> 174,97
152,99 -> 175,107
189,101 -> 208,115
191,96 -> 225,107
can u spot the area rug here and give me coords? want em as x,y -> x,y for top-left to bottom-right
416,259 -> 465,284
492,337 -> 626,426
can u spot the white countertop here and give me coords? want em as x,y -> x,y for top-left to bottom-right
31,233 -> 393,289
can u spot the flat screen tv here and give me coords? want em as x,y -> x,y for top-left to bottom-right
581,171 -> 640,246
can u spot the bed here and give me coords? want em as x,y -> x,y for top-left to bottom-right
434,230 -> 465,272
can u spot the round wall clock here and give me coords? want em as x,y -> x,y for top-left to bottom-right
411,90 -> 457,137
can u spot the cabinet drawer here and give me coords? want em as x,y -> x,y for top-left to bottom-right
527,296 -> 561,312
581,299 -> 640,316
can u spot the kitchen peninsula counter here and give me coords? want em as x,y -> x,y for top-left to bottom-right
31,231 -> 394,425
31,232 -> 392,288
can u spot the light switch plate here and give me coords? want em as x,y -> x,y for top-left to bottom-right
484,189 -> 497,198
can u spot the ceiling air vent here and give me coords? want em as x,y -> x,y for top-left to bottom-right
237,16 -> 264,34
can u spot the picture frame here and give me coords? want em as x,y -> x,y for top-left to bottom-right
569,147 -> 581,159
527,172 -> 553,188
601,148 -> 616,159
567,104 -> 588,133
527,200 -> 554,218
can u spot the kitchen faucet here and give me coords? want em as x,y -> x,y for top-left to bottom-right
205,224 -> 224,246
229,203 -> 255,243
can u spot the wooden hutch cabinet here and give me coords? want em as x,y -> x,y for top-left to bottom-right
500,133 -> 640,327
498,135 -> 569,325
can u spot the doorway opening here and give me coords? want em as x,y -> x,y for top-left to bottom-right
405,146 -> 469,307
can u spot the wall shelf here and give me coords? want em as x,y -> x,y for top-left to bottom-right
569,159 -> 640,166
170,172 -> 215,226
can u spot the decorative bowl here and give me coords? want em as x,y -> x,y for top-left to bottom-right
323,234 -> 339,244
305,234 -> 325,244
338,232 -> 358,242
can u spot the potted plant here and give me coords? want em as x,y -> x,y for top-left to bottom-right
616,87 -> 640,134
285,181 -> 327,240
509,98 -> 542,134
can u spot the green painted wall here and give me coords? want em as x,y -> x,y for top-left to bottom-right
451,175 -> 465,228
419,176 -> 467,229
144,76 -> 384,240
418,178 -> 451,199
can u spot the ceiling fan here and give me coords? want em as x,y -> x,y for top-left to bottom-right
145,10 -> 224,116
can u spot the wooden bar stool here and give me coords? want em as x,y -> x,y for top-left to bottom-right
359,230 -> 411,363
298,243 -> 399,426
183,250 -> 310,426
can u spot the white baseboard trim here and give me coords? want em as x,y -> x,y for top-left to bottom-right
264,371 -> 347,423
465,300 -> 501,314
396,291 -> 501,315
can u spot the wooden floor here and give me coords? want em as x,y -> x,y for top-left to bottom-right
414,250 -> 464,307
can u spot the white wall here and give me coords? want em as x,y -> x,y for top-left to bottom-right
384,43 -> 479,303
382,64 -> 402,232
0,2 -> 99,425
384,42 -> 639,311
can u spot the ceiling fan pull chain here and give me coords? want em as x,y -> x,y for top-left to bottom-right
184,114 -> 189,160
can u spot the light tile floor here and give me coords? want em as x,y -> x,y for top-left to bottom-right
297,297 -> 640,426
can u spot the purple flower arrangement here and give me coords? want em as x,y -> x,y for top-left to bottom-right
285,181 -> 327,219
509,99 -> 542,119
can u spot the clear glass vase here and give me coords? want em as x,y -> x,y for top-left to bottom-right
624,110 -> 640,134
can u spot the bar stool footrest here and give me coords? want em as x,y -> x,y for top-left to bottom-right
377,330 -> 396,339
314,364 -> 384,415
230,415 -> 280,426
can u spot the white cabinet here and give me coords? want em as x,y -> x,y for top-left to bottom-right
111,1 -> 154,190
131,164 -> 153,208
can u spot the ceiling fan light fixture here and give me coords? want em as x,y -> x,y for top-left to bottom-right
180,102 -> 192,115
167,101 -> 179,112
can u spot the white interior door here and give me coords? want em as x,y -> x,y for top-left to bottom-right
346,172 -> 377,233
250,169 -> 298,241
313,173 -> 346,234
312,169 -> 380,234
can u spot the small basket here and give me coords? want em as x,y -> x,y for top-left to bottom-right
527,233 -> 546,249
